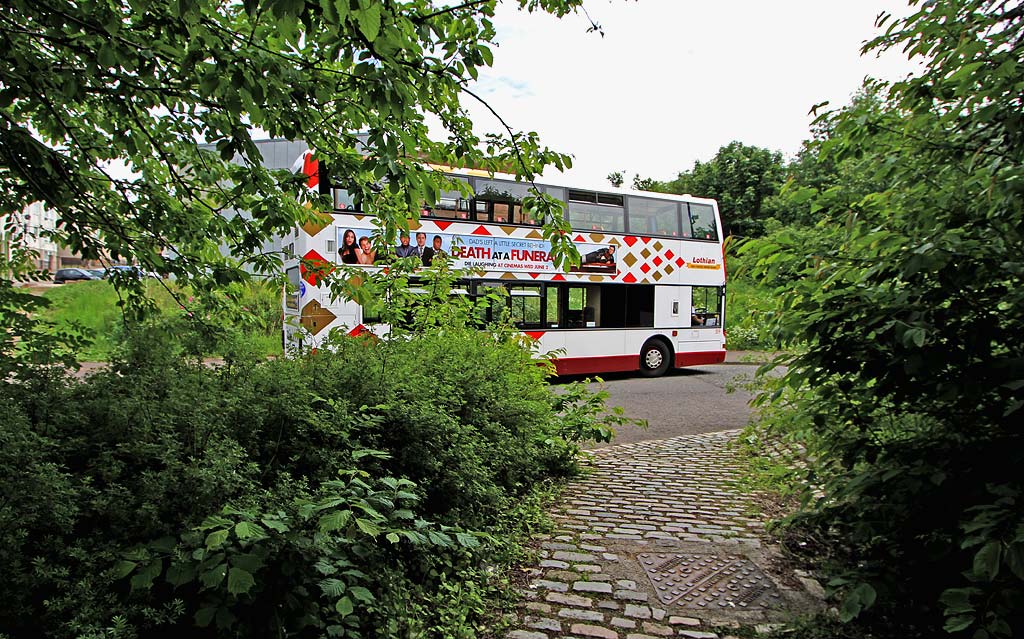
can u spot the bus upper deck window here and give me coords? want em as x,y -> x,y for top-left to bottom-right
687,203 -> 719,241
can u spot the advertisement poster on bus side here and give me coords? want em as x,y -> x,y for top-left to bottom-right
336,228 -> 617,275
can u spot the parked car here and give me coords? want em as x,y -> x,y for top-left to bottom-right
87,269 -> 106,278
54,268 -> 102,284
104,265 -> 159,279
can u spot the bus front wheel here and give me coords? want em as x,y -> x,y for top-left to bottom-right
639,339 -> 671,377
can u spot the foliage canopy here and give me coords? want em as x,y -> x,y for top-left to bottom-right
740,1 -> 1024,636
1,0 -> 586,365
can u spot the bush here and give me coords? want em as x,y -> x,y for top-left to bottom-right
0,326 -> 615,637
738,4 -> 1024,636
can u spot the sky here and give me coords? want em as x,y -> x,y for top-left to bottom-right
463,0 -> 921,189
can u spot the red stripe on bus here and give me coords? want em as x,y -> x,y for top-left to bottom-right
551,350 -> 727,376
675,350 -> 727,366
553,355 -> 639,376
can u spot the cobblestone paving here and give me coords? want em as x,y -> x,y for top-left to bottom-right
508,431 -> 820,639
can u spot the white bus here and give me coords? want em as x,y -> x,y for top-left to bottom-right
283,153 -> 726,377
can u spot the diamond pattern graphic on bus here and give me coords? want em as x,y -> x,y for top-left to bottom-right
300,300 -> 337,336
300,250 -> 334,286
301,214 -> 332,237
291,220 -> 721,342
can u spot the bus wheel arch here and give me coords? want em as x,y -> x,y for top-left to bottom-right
639,337 -> 673,377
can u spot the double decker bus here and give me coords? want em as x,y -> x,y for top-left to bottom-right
283,153 -> 726,377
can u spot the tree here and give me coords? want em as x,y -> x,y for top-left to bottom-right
767,86 -> 901,229
741,1 -> 1024,635
639,141 -> 785,237
0,0 -> 582,350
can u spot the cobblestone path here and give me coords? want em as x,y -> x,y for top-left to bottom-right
508,431 -> 820,639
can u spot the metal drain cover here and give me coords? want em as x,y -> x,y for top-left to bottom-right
637,552 -> 782,609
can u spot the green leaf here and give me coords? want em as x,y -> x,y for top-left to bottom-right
973,542 -> 1001,581
335,596 -> 354,617
348,585 -> 374,603
944,614 -> 975,633
195,606 -> 217,627
838,582 -> 876,622
355,518 -> 382,537
356,4 -> 381,42
97,43 -> 117,69
130,558 -> 163,591
215,606 -> 237,629
166,563 -> 196,587
261,518 -> 289,533
352,448 -> 390,460
205,529 -> 229,549
320,578 -> 346,597
320,509 -> 353,532
479,45 -> 493,66
200,563 -> 227,588
385,532 -> 400,543
940,587 -> 978,614
227,567 -> 255,595
150,535 -> 177,553
234,521 -> 264,540
230,553 -> 264,574
112,560 -> 138,579
1006,543 -> 1024,580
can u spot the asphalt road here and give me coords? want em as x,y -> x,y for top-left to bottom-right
556,363 -> 762,448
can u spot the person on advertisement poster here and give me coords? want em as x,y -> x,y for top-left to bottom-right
356,236 -> 377,265
583,245 -> 615,265
415,232 -> 428,263
340,229 -> 359,264
395,234 -> 417,258
422,235 -> 447,266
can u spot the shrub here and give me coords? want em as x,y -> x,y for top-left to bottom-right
0,324 -> 616,637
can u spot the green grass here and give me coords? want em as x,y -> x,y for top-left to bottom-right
726,277 -> 780,350
37,280 -> 282,361
40,281 -> 172,360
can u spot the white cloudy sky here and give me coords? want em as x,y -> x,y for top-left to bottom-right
462,0 -> 921,188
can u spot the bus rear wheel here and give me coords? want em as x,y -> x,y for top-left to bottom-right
639,339 -> 671,377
